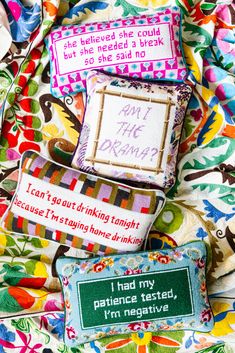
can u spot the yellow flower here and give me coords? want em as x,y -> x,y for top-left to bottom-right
136,0 -> 169,7
148,252 -> 159,261
0,234 -> 7,255
102,258 -> 114,267
40,239 -> 49,248
131,332 -> 152,345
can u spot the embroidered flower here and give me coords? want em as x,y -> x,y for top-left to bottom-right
200,308 -> 212,323
62,276 -> 69,286
105,331 -> 182,351
119,256 -> 143,269
148,252 -> 159,261
191,108 -> 202,121
124,268 -> 142,275
196,258 -> 205,269
65,299 -> 71,309
159,324 -> 171,330
79,262 -> 89,273
195,337 -> 213,349
128,321 -> 151,331
93,262 -> 106,272
157,255 -> 171,264
66,326 -> 76,340
200,281 -> 206,292
173,321 -> 184,329
101,258 -> 114,267
172,250 -> 183,260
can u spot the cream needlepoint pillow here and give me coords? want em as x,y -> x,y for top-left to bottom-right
72,70 -> 192,187
1,151 -> 165,255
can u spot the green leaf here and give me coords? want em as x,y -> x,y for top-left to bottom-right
183,117 -> 195,139
201,3 -> 216,11
28,255 -> 41,261
0,149 -> 7,162
0,71 -> 12,88
25,79 -> 38,96
22,250 -> 32,256
183,21 -> 212,56
114,0 -> 147,17
192,183 -> 235,195
0,288 -> 23,312
183,137 -> 235,170
25,260 -> 36,275
224,62 -> 233,70
0,136 -> 9,147
196,343 -> 226,353
34,63 -> 44,76
11,318 -> 31,333
219,194 -> 235,205
6,235 -> 16,247
2,180 -> 17,193
31,237 -> 43,248
11,248 -> 20,257
7,92 -> 16,105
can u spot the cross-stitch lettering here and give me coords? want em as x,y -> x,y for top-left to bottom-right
90,273 -> 182,324
57,23 -> 172,74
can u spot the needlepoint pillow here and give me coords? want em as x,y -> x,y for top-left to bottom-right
72,70 -> 192,188
56,241 -> 214,347
1,151 -> 165,255
46,6 -> 188,97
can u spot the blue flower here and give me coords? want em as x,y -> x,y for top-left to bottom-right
196,227 -> 208,240
0,324 -> 15,353
48,314 -> 65,339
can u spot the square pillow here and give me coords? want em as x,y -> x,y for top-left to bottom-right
56,241 -> 214,347
72,70 -> 192,187
46,6 -> 188,97
1,151 -> 165,255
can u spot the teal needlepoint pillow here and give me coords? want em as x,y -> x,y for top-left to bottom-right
56,241 -> 214,347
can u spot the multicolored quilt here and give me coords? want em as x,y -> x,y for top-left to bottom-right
0,0 -> 234,352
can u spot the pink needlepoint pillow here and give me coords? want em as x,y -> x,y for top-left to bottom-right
46,6 -> 188,97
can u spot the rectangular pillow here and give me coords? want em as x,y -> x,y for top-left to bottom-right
72,70 -> 192,187
46,6 -> 188,97
56,241 -> 214,346
1,151 -> 165,255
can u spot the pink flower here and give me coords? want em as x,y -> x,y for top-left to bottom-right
200,308 -> 212,323
124,268 -> 142,275
66,326 -> 76,339
128,321 -> 151,331
159,324 -> 171,330
196,258 -> 205,269
62,276 -> 69,286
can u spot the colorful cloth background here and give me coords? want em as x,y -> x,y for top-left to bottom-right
0,0 -> 235,352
